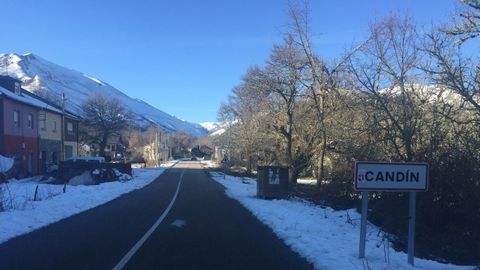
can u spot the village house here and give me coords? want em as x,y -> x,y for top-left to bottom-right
0,75 -> 80,175
0,76 -> 41,175
30,92 -> 80,172
37,106 -> 62,171
63,115 -> 79,160
143,141 -> 169,166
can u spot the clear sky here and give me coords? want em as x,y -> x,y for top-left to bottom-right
0,0 -> 467,123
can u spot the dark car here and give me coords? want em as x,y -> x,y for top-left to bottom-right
191,156 -> 197,161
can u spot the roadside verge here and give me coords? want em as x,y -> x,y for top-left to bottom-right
0,161 -> 178,244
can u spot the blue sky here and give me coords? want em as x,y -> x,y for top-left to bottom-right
0,0 -> 467,123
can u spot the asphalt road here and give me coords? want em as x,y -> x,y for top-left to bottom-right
0,161 -> 312,270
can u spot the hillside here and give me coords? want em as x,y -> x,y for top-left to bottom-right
200,121 -> 228,136
0,53 -> 207,136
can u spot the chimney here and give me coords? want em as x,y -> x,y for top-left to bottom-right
0,75 -> 22,95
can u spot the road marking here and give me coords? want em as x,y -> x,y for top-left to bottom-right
112,169 -> 185,270
170,219 -> 186,228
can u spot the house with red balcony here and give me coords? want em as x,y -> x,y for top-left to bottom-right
0,75 -> 81,176
0,76 -> 40,176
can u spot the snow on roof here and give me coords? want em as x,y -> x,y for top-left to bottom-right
0,86 -> 63,114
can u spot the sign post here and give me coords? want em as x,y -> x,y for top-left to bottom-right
354,161 -> 428,266
221,155 -> 229,180
359,191 -> 368,259
408,192 -> 416,265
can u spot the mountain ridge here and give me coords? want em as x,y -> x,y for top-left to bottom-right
0,53 -> 207,136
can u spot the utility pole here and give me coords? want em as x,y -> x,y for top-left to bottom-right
169,134 -> 172,161
61,93 -> 66,161
158,127 -> 164,164
166,133 -> 172,161
155,126 -> 159,167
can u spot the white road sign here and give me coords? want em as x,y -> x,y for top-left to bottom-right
354,161 -> 428,191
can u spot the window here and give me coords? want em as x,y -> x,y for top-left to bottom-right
51,152 -> 58,163
27,114 -> 33,129
67,122 -> 73,134
52,120 -> 57,132
65,146 -> 73,159
13,111 -> 20,127
40,119 -> 46,130
14,82 -> 21,95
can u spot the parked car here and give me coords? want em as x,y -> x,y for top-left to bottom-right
66,156 -> 106,163
46,163 -> 59,173
191,156 -> 197,161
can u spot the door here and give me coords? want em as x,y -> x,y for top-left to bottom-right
41,151 -> 47,173
65,146 -> 73,159
27,152 -> 34,174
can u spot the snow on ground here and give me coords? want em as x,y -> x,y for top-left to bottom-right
200,121 -> 228,136
210,128 -> 225,136
297,178 -> 317,186
199,122 -> 218,131
0,160 -> 177,244
210,172 -> 474,270
0,155 -> 14,173
200,160 -> 220,169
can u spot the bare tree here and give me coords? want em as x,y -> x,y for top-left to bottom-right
81,94 -> 131,158
167,131 -> 195,158
287,0 -> 363,186
264,35 -> 310,184
424,29 -> 480,123
218,66 -> 276,173
444,0 -> 480,45
348,14 -> 426,162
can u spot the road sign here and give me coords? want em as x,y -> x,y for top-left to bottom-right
354,161 -> 429,267
354,161 -> 428,191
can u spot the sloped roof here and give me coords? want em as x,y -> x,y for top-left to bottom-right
0,85 -> 82,121
0,85 -> 63,114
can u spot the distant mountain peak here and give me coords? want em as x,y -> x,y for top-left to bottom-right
200,122 -> 227,136
0,53 -> 207,136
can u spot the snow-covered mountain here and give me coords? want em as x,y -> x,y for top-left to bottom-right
0,53 -> 207,136
200,122 -> 227,136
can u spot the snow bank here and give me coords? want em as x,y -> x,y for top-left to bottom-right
210,172 -> 473,270
297,178 -> 317,186
0,161 -> 177,244
0,155 -> 14,173
113,168 -> 133,181
201,160 -> 220,169
68,171 -> 95,186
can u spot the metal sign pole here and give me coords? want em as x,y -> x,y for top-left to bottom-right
408,191 -> 416,266
359,191 -> 368,258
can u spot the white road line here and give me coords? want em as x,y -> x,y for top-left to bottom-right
112,169 -> 185,270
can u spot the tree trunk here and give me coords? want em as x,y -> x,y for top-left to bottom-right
288,165 -> 298,187
286,111 -> 295,185
99,132 -> 109,158
316,86 -> 327,189
317,129 -> 327,188
246,152 -> 252,174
